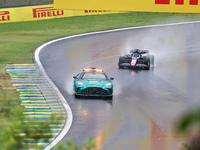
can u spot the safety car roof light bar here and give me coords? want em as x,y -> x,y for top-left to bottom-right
83,67 -> 104,72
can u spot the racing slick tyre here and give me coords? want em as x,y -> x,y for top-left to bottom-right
149,55 -> 154,67
118,56 -> 124,69
145,57 -> 150,70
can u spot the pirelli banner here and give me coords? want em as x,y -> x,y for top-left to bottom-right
0,4 -> 121,23
54,0 -> 200,13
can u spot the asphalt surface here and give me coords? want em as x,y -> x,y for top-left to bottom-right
39,22 -> 200,150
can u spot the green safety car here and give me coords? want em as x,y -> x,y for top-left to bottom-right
73,67 -> 114,99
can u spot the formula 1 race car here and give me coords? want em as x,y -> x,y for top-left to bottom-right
73,67 -> 114,99
118,49 -> 154,70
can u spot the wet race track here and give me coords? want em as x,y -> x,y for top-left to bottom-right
38,22 -> 200,150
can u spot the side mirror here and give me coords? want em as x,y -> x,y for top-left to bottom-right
73,76 -> 76,79
110,77 -> 114,80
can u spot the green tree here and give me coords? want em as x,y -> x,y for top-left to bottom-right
52,136 -> 96,150
176,107 -> 200,150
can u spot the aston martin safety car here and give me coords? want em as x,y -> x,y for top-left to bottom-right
118,49 -> 154,70
73,68 -> 114,99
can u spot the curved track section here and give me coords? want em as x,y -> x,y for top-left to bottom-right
34,40 -> 73,150
38,22 -> 200,150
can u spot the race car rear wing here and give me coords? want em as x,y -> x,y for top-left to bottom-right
139,50 -> 149,54
130,49 -> 149,54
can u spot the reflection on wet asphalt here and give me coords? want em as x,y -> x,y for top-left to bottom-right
39,22 -> 200,150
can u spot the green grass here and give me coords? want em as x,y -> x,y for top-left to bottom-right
1,11 -> 200,148
1,12 -> 200,64
0,90 -> 21,130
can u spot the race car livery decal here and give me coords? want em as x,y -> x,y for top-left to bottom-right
121,63 -> 131,66
0,11 -> 10,22
131,59 -> 137,66
136,64 -> 147,67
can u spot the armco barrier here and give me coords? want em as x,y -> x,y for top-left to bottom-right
0,4 -> 122,23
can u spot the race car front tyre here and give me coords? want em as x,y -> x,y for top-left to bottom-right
118,56 -> 124,69
75,93 -> 80,98
145,58 -> 150,70
149,55 -> 154,67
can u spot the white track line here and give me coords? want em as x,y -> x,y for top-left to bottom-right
33,20 -> 200,149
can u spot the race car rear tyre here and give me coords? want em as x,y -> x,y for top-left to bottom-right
149,55 -> 154,67
118,56 -> 124,69
145,58 -> 150,70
